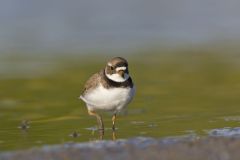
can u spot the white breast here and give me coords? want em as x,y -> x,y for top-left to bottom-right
80,85 -> 135,112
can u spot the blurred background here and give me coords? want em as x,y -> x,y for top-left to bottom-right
1,0 -> 240,54
1,0 -> 240,152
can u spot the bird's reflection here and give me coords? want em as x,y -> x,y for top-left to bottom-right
90,128 -> 117,141
99,129 -> 117,140
112,130 -> 116,140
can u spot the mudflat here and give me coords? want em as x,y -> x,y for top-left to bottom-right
1,136 -> 240,160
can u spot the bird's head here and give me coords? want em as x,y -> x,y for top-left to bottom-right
105,57 -> 130,82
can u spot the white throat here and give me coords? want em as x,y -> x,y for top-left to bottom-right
105,72 -> 129,82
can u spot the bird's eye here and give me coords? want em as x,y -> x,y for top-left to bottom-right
110,66 -> 114,70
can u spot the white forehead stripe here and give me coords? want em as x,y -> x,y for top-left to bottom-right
116,66 -> 126,71
107,62 -> 113,67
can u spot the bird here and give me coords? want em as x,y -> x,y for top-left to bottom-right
79,57 -> 135,135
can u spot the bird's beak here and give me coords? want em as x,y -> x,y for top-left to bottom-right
118,70 -> 125,78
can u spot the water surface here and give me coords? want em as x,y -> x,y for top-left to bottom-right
1,51 -> 240,151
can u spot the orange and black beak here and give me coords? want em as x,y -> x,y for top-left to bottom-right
118,70 -> 125,78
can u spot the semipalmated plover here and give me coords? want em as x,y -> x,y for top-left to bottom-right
80,57 -> 135,134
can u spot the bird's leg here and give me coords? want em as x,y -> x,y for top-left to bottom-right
88,110 -> 104,138
112,114 -> 116,131
112,130 -> 116,141
112,114 -> 117,140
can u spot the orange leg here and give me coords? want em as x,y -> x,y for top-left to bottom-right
112,114 -> 117,140
112,114 -> 116,131
88,110 -> 104,138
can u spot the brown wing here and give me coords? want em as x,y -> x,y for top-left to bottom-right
81,71 -> 101,96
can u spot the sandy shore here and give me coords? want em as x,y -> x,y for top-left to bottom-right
1,136 -> 240,160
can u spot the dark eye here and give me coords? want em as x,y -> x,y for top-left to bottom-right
110,66 -> 114,70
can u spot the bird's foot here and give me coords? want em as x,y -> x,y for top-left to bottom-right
112,125 -> 115,131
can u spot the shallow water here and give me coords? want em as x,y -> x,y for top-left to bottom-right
1,52 -> 240,151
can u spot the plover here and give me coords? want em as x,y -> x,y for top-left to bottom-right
80,57 -> 135,134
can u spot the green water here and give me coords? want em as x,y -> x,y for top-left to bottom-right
1,51 -> 240,151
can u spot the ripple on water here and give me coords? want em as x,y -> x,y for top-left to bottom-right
0,99 -> 19,108
35,140 -> 43,144
85,126 -> 98,131
130,121 -> 145,125
148,123 -> 158,128
223,116 -> 240,122
207,127 -> 240,137
84,127 -> 115,131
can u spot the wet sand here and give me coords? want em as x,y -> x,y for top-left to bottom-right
1,136 -> 240,160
